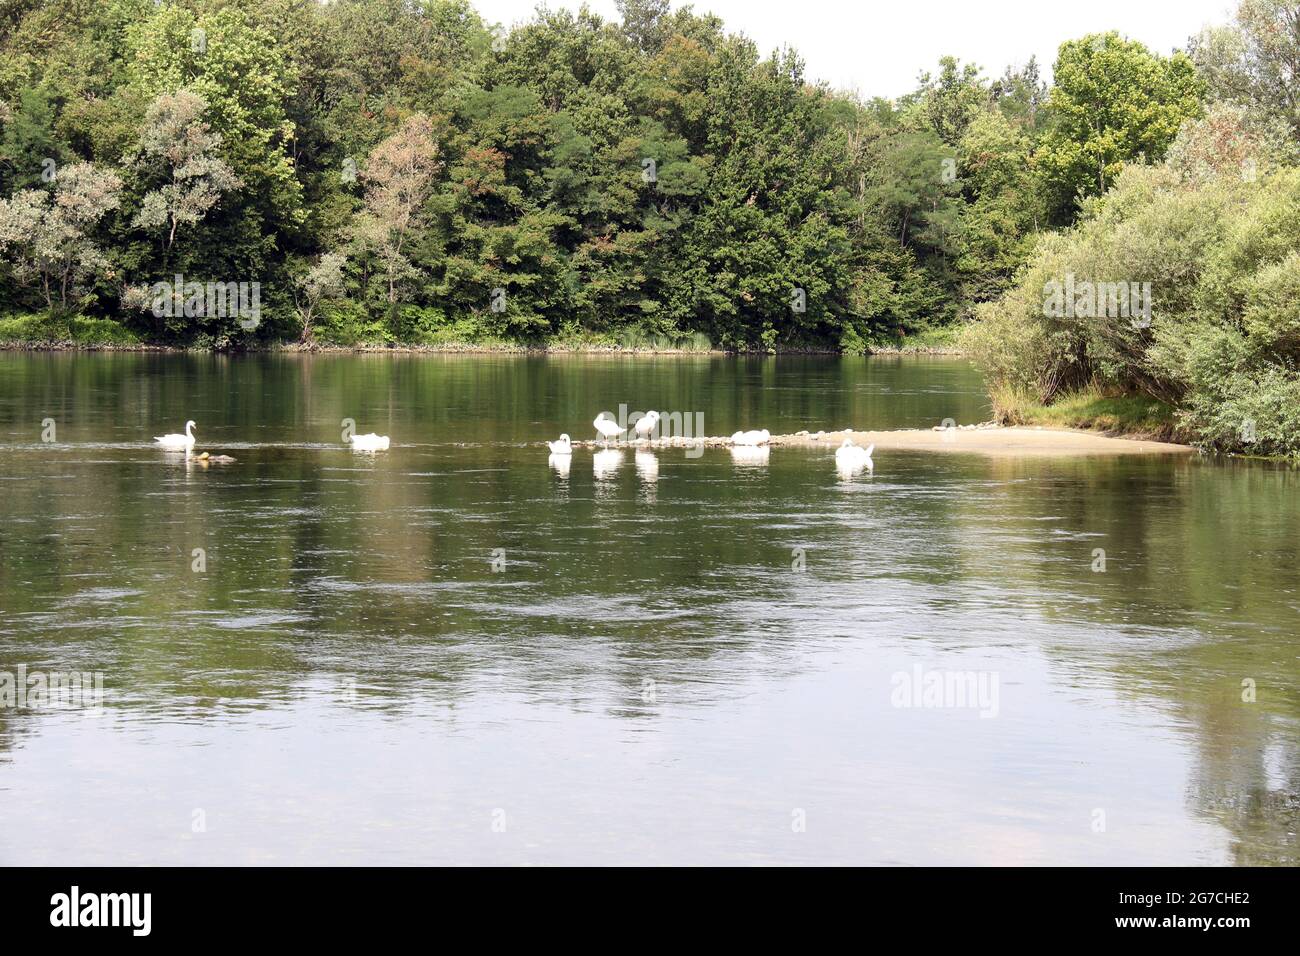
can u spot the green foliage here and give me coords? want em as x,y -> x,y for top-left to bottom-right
964,100 -> 1300,456
0,1 -> 1231,354
0,311 -> 140,345
1039,32 -> 1204,223
1191,0 -> 1300,146
313,300 -> 393,346
0,87 -> 61,191
991,384 -> 1178,438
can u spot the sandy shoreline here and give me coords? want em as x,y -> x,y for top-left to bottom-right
571,426 -> 1193,457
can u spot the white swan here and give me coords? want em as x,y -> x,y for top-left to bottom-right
348,432 -> 390,451
834,439 -> 874,473
593,413 -> 624,446
155,420 -> 196,451
547,433 -> 572,455
731,428 -> 770,446
633,410 -> 659,442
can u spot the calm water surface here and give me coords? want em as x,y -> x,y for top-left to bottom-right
0,353 -> 1296,865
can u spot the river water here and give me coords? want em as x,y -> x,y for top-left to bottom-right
0,352 -> 1295,864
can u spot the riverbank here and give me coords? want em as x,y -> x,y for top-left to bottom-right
858,326 -> 964,355
0,335 -> 964,357
0,313 -> 963,355
989,387 -> 1182,443
571,425 -> 1194,457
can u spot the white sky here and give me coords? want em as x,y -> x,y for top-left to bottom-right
472,0 -> 1237,98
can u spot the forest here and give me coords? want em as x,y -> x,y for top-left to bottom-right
0,0 -> 1205,349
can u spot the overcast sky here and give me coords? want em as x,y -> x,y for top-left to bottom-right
472,0 -> 1236,98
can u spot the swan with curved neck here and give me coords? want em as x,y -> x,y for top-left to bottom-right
634,411 -> 659,442
155,420 -> 196,451
593,414 -> 623,447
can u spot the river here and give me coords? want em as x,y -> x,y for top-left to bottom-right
0,352 -> 1295,864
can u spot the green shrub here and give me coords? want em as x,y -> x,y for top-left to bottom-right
964,107 -> 1300,456
69,317 -> 141,345
0,313 -> 140,345
315,301 -> 393,345
615,327 -> 712,352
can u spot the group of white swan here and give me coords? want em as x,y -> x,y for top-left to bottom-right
154,415 -> 876,476
155,420 -> 391,454
550,411 -> 662,454
544,412 -> 876,477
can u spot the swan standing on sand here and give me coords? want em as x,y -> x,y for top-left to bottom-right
547,433 -> 572,455
155,420 -> 197,451
633,410 -> 659,442
834,438 -> 874,473
593,413 -> 624,447
348,432 -> 390,451
730,428 -> 770,446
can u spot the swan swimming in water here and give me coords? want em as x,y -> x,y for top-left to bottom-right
730,428 -> 770,446
348,432 -> 390,451
593,413 -> 624,447
633,410 -> 659,442
834,438 -> 874,474
547,433 -> 572,455
155,420 -> 196,451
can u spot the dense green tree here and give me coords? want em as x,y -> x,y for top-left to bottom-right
954,108 -> 1044,304
0,0 -> 1255,357
130,91 -> 240,259
0,87 -> 61,191
1038,33 -> 1203,223
0,161 -> 122,310
993,57 -> 1049,133
906,57 -> 989,146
